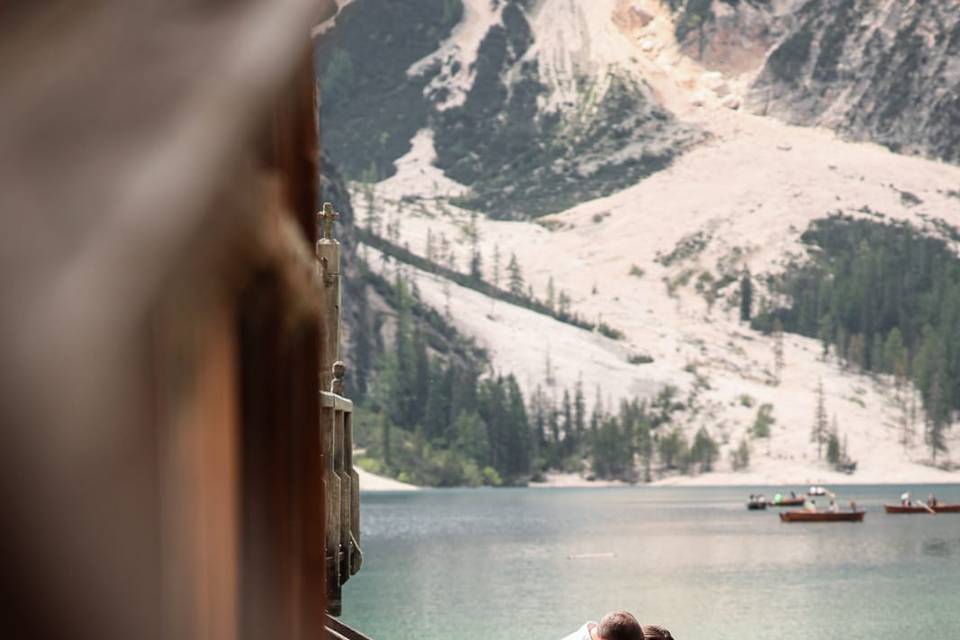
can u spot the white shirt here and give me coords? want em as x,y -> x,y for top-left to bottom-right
560,622 -> 597,640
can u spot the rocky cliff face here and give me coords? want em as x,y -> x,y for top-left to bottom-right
318,0 -> 701,219
667,0 -> 804,74
748,0 -> 960,164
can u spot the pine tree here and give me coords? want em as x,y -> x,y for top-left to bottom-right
731,438 -> 751,470
453,410 -> 490,467
826,415 -> 841,464
590,386 -> 603,435
573,377 -> 586,453
530,385 -> 547,458
691,427 -> 718,473
546,276 -> 556,311
739,270 -> 753,322
507,253 -> 524,296
412,321 -> 430,428
637,413 -> 653,482
547,394 -> 560,467
492,244 -> 501,288
468,211 -> 482,281
926,370 -> 947,462
561,389 -> 574,458
812,379 -> 828,460
752,403 -> 774,439
558,290 -> 571,316
423,359 -> 452,443
390,275 -> 416,428
504,374 -> 531,476
470,248 -> 483,282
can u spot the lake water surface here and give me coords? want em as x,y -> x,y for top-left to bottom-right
341,485 -> 960,640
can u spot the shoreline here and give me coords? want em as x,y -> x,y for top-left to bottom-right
357,466 -> 960,492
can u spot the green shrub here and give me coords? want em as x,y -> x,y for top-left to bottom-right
482,466 -> 503,487
752,403 -> 775,438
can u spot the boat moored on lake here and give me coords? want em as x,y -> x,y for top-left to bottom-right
770,492 -> 805,507
780,510 -> 865,523
884,504 -> 960,514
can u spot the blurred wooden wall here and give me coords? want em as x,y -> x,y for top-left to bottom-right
0,1 -> 346,639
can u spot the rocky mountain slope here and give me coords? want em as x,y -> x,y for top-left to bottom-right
748,0 -> 960,163
318,0 -> 960,484
319,0 -> 701,218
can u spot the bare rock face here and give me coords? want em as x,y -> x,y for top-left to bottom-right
748,0 -> 960,164
672,0 -> 806,75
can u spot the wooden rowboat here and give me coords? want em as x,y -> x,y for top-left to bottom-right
779,510 -> 865,522
884,504 -> 960,514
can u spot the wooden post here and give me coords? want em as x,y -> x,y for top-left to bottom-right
317,203 -> 342,393
321,393 -> 342,615
345,409 -> 362,577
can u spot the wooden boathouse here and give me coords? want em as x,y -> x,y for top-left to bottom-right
0,1 -> 366,638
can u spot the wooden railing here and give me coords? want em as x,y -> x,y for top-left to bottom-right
320,389 -> 362,616
316,203 -> 362,616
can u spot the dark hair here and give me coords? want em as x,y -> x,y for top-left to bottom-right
597,611 -> 643,640
642,624 -> 674,640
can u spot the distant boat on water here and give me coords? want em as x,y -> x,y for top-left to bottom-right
770,492 -> 805,507
884,504 -> 960,514
780,510 -> 865,523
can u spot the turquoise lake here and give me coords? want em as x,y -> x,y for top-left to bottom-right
341,485 -> 960,640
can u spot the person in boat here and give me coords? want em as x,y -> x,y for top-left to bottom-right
828,499 -> 839,513
849,500 -> 858,512
928,493 -> 938,508
560,610 -> 644,640
790,491 -> 797,499
900,491 -> 912,507
804,498 -> 817,513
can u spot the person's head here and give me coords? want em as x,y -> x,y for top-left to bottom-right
642,624 -> 674,640
596,611 -> 643,640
